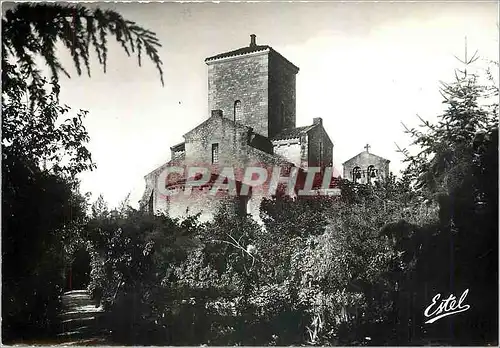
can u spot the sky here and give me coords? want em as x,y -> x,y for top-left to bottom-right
47,1 -> 498,208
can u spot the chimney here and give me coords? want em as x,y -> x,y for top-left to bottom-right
211,109 -> 223,118
313,117 -> 322,126
250,34 -> 256,47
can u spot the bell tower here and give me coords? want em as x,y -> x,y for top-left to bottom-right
205,35 -> 299,138
342,145 -> 391,184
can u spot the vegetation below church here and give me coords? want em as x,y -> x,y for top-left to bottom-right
79,54 -> 498,346
2,2 -> 498,345
1,3 -> 163,342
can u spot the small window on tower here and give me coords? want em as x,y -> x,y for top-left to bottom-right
234,100 -> 242,122
212,143 -> 219,164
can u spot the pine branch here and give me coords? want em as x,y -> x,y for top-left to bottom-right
2,2 -> 165,98
394,142 -> 410,160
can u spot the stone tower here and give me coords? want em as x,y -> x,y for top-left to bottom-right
205,34 -> 299,138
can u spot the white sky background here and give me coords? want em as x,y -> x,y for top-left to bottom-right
49,1 -> 499,208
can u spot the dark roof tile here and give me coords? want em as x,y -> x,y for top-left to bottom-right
170,141 -> 185,151
205,44 -> 299,73
270,125 -> 317,141
205,45 -> 270,62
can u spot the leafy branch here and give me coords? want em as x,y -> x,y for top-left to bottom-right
2,3 -> 164,110
209,233 -> 258,273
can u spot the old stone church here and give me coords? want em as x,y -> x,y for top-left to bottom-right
141,35 -> 335,221
342,144 -> 390,185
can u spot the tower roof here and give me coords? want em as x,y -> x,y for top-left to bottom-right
205,44 -> 270,62
205,34 -> 299,73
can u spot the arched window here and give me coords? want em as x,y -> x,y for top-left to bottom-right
234,100 -> 242,122
367,165 -> 376,184
368,165 -> 377,177
352,166 -> 361,183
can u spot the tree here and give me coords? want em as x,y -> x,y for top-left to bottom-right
1,3 -> 165,342
1,158 -> 89,341
85,204 -> 203,345
2,2 -> 165,176
257,179 -> 434,345
2,3 -> 163,108
399,49 -> 497,196
392,49 -> 498,345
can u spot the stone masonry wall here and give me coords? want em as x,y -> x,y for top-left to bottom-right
268,51 -> 298,137
144,113 -> 296,220
207,52 -> 269,137
273,139 -> 301,168
307,124 -> 334,168
184,116 -> 250,169
163,190 -> 243,223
